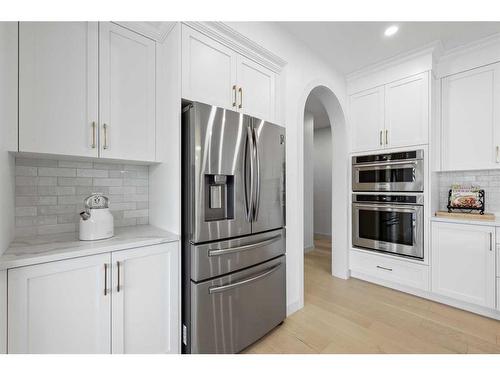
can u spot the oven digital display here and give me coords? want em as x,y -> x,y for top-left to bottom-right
358,210 -> 413,246
358,168 -> 414,184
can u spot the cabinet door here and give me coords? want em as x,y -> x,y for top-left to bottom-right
19,22 -> 99,157
431,222 -> 496,308
385,72 -> 429,148
181,25 -> 237,110
111,242 -> 179,354
99,22 -> 156,162
441,63 -> 500,170
236,55 -> 276,121
8,254 -> 111,353
350,86 -> 385,152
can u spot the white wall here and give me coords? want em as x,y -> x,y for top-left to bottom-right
303,112 -> 314,251
313,127 -> 332,236
149,23 -> 182,235
0,22 -> 17,254
225,22 -> 348,314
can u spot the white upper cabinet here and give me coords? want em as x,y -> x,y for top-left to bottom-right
8,253 -> 111,354
431,222 -> 496,309
18,21 -> 158,162
111,243 -> 179,354
385,72 -> 429,148
441,63 -> 500,171
99,22 -> 156,162
349,71 -> 430,153
236,55 -> 276,121
19,22 -> 99,157
182,25 -> 237,110
181,24 -> 279,123
350,86 -> 385,152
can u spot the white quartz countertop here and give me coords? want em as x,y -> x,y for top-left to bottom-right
431,215 -> 500,227
0,225 -> 179,270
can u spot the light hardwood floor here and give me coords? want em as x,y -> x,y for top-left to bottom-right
244,237 -> 500,354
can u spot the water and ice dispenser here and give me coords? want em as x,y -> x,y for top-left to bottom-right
204,174 -> 234,222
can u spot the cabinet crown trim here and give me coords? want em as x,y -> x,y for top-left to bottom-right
346,40 -> 441,84
113,22 -> 176,43
183,21 -> 287,72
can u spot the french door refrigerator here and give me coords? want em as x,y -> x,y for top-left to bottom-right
181,101 -> 286,354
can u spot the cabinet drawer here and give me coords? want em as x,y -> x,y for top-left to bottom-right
350,250 -> 430,291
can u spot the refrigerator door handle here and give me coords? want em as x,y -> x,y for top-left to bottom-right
207,234 -> 282,257
253,127 -> 261,221
208,263 -> 282,294
245,124 -> 255,222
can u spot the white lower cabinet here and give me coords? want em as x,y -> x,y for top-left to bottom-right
7,242 -> 179,354
350,249 -> 430,291
497,279 -> 500,311
8,253 -> 111,354
431,222 -> 496,309
111,243 -> 179,354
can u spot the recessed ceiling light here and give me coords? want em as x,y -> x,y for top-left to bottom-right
384,25 -> 399,37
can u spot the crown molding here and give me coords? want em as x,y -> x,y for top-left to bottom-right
439,32 -> 500,62
183,21 -> 287,72
113,22 -> 176,43
346,40 -> 443,83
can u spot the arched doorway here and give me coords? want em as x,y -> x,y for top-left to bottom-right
297,83 -> 349,308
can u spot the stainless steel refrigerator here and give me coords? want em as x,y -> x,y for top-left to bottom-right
181,101 -> 286,354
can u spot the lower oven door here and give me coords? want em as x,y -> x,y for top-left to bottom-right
352,203 -> 423,259
190,255 -> 286,354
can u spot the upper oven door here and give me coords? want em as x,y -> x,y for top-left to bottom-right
352,159 -> 424,192
352,203 -> 423,259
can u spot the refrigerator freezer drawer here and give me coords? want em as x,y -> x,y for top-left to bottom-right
190,255 -> 286,354
190,228 -> 285,281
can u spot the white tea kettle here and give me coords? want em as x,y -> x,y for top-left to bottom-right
79,193 -> 114,241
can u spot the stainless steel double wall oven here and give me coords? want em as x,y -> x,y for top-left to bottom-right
182,101 -> 286,354
352,150 -> 424,260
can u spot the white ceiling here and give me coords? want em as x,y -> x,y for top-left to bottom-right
279,22 -> 500,74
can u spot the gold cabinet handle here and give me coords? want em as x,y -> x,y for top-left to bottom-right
238,87 -> 243,109
117,261 -> 122,293
104,263 -> 109,296
385,129 -> 389,145
103,123 -> 108,150
91,121 -> 96,149
232,85 -> 237,108
379,130 -> 383,146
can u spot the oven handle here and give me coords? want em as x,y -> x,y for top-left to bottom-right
353,203 -> 420,212
208,263 -> 282,294
353,160 -> 420,168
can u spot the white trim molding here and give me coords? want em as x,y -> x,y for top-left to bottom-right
113,22 -> 176,43
437,32 -> 500,78
347,40 -> 443,87
183,21 -> 287,73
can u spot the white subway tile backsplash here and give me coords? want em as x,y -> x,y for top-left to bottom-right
123,209 -> 149,218
77,169 -> 108,178
93,178 -> 123,186
15,207 -> 37,217
15,157 -> 150,237
58,160 -> 93,169
16,158 -> 58,167
15,166 -> 37,176
58,177 -> 92,186
38,167 -> 76,177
